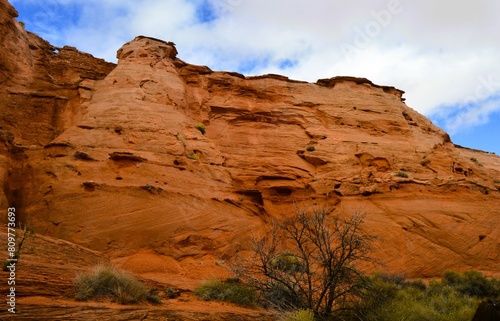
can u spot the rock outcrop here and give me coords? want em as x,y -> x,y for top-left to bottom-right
0,0 -> 499,318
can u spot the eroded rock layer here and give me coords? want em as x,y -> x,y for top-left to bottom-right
0,0 -> 499,318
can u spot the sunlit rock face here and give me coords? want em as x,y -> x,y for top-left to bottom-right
0,1 -> 499,318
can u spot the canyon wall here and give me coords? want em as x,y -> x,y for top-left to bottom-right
0,0 -> 499,318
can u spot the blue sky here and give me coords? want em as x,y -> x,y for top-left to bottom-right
10,0 -> 500,155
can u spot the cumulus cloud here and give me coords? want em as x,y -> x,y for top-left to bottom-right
12,0 -> 500,142
431,93 -> 500,135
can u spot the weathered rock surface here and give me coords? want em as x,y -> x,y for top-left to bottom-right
0,0 -> 499,318
0,230 -> 275,320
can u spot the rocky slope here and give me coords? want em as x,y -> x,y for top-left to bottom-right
1,0 -> 499,319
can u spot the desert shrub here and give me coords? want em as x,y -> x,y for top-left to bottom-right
195,279 -> 256,307
358,272 -> 497,321
378,273 -> 407,285
261,281 -> 303,311
74,264 -> 159,304
406,279 -> 427,291
142,184 -> 155,192
165,287 -> 181,299
442,270 -> 500,299
306,146 -> 315,152
283,309 -> 315,321
146,289 -> 162,304
394,171 -> 408,178
3,223 -> 35,271
370,286 -> 477,321
470,157 -> 483,166
194,123 -> 206,135
362,274 -> 401,307
270,252 -> 303,273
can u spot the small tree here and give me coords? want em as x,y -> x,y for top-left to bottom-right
3,222 -> 35,271
235,208 -> 374,320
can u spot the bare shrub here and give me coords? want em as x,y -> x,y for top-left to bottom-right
234,208 -> 375,320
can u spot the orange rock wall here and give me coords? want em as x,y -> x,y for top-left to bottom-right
1,0 -> 499,283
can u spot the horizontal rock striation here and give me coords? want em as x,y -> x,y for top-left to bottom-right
0,1 -> 499,318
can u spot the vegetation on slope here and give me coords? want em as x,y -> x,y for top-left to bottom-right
74,264 -> 161,304
194,208 -> 500,320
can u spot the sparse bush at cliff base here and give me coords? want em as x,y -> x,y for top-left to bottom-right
195,279 -> 256,307
442,270 -> 500,299
3,223 -> 35,272
368,285 -> 477,321
283,309 -> 315,321
358,271 -> 500,321
74,264 -> 160,304
270,252 -> 303,273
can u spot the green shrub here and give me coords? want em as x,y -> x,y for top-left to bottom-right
372,286 -> 477,321
283,309 -> 315,321
406,279 -> 427,291
364,273 -> 402,306
194,123 -> 206,135
146,289 -> 162,304
306,146 -> 315,152
394,171 -> 408,178
2,223 -> 35,271
164,287 -> 181,299
470,158 -> 483,166
442,270 -> 500,299
195,279 -> 256,307
271,252 -> 303,273
361,272 -> 494,321
74,264 -> 159,304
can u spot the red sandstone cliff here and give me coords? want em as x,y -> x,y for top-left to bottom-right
0,0 -> 499,319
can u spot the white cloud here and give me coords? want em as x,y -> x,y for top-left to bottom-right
431,96 -> 500,135
15,0 -> 500,139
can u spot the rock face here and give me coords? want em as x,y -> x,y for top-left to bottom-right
1,0 -> 499,318
0,0 -> 115,217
